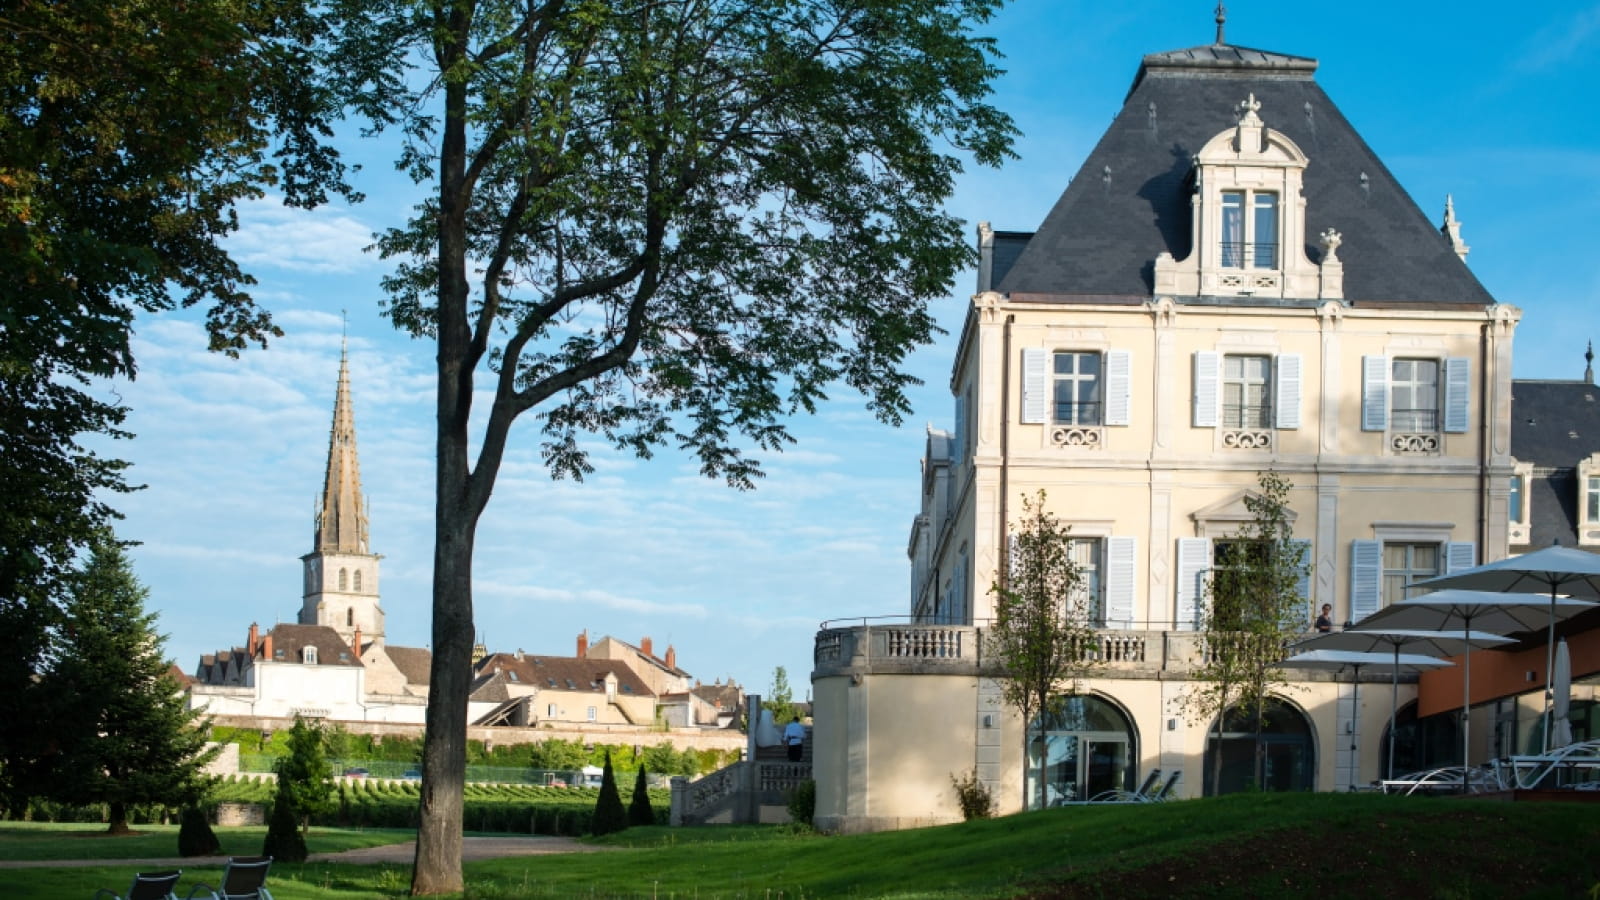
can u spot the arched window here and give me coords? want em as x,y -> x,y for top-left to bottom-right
338,568 -> 347,591
1203,697 -> 1315,795
346,608 -> 354,628
1024,694 -> 1138,808
353,570 -> 362,592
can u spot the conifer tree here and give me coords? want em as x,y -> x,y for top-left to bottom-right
628,766 -> 654,827
591,751 -> 627,836
275,717 -> 335,836
42,534 -> 216,833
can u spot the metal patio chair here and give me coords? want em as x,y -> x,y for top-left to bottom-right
93,870 -> 182,900
184,856 -> 274,900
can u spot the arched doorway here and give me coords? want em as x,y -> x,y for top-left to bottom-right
1024,694 -> 1138,808
1379,700 -> 1461,777
1202,697 -> 1315,795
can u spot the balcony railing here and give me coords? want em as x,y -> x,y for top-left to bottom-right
1052,401 -> 1102,426
1220,242 -> 1278,269
812,621 -> 1326,679
1391,408 -> 1439,432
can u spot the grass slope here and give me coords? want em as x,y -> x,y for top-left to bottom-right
3,794 -> 1598,899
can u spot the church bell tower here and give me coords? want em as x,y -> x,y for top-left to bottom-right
299,340 -> 384,643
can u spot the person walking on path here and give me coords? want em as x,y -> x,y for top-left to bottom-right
783,716 -> 806,762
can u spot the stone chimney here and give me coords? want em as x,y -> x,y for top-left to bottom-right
576,630 -> 588,658
248,622 -> 260,656
640,636 -> 653,658
665,644 -> 676,670
352,626 -> 362,658
261,633 -> 274,660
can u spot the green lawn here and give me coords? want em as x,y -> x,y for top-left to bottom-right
4,794 -> 1598,899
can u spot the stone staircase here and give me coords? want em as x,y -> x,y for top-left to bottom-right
670,731 -> 811,826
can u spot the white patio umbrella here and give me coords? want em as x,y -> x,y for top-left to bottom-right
1358,590 -> 1598,772
1551,639 -> 1573,751
1279,649 -> 1454,789
1294,629 -> 1510,778
1411,545 -> 1600,749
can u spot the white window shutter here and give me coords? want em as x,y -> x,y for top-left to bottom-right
1104,536 -> 1137,629
1288,539 -> 1313,630
1362,356 -> 1388,432
1446,542 -> 1477,575
1444,357 -> 1471,433
1104,350 -> 1132,426
1193,352 -> 1220,428
952,392 -> 965,461
1275,353 -> 1302,430
1021,348 -> 1047,424
1350,540 -> 1382,621
1176,538 -> 1213,631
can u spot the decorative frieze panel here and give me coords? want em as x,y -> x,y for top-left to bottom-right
1390,432 -> 1440,455
1221,429 -> 1273,450
1050,425 -> 1104,448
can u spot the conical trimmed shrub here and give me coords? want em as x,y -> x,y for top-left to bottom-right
177,806 -> 221,856
591,751 -> 628,835
628,766 -> 654,826
261,787 -> 307,862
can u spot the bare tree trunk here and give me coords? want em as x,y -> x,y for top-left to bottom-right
412,19 -> 476,887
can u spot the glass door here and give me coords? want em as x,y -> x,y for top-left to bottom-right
1083,738 -> 1129,799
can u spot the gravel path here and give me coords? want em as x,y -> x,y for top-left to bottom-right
0,835 -> 610,869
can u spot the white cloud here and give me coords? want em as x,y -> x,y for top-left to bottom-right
228,199 -> 378,273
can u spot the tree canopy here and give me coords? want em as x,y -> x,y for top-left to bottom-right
0,0 -> 351,804
324,0 -> 1015,889
40,534 -> 216,833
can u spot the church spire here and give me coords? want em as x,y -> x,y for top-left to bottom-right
314,337 -> 369,554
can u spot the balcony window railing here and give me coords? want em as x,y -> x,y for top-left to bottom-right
1220,242 -> 1278,269
1222,404 -> 1272,429
1053,401 -> 1102,426
1392,408 -> 1439,432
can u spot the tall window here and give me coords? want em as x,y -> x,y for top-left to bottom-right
1067,538 -> 1103,625
1053,352 -> 1102,425
1588,476 -> 1600,523
346,608 -> 354,628
1220,191 -> 1279,268
338,568 -> 347,591
1509,475 -> 1524,525
1391,359 -> 1440,432
1383,543 -> 1439,608
353,570 -> 362,591
586,706 -> 597,722
1222,355 -> 1272,428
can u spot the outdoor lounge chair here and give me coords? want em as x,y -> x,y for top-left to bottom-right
1150,770 -> 1182,801
93,870 -> 183,900
184,856 -> 274,900
1087,769 -> 1166,803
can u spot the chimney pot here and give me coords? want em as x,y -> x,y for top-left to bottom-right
352,626 -> 362,658
261,633 -> 273,659
577,631 -> 588,658
665,645 -> 676,669
641,636 -> 653,657
248,622 -> 260,656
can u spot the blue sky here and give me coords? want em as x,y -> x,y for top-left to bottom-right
108,0 -> 1600,700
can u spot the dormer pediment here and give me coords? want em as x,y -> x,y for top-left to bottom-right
1155,94 -> 1339,302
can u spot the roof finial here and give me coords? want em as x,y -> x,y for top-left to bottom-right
1215,2 -> 1227,45
1585,340 -> 1594,384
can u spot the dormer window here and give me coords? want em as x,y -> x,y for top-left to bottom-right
1220,191 -> 1278,268
1153,94 -> 1334,300
303,646 -> 318,665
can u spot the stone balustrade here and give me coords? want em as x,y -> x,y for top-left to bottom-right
813,622 -> 1341,682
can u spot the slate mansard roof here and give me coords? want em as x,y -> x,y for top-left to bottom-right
992,43 -> 1496,307
1511,379 -> 1600,548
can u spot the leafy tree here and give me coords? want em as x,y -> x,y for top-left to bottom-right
1181,470 -> 1308,795
261,784 -> 308,863
329,0 -> 1014,890
40,535 -> 217,834
274,717 -> 335,836
627,766 -> 654,827
591,751 -> 627,836
988,491 -> 1099,812
762,667 -> 803,722
0,0 -> 351,808
178,806 -> 222,857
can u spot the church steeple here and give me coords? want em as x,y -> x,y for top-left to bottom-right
300,340 -> 384,643
314,339 -> 369,554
